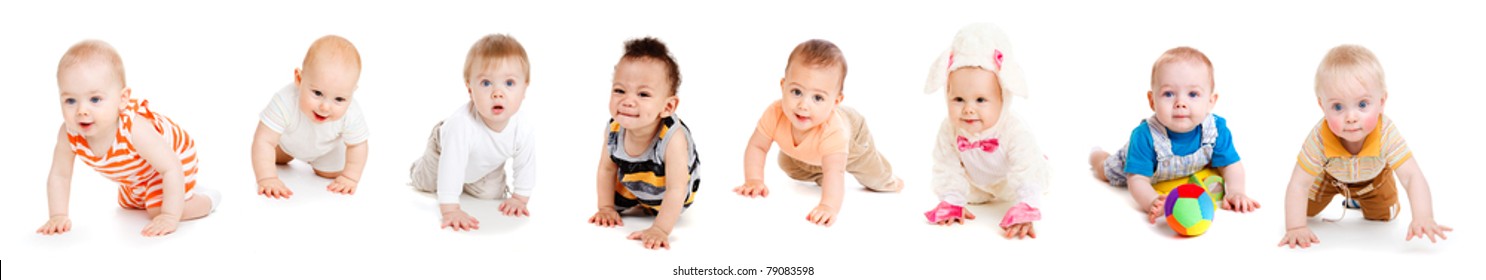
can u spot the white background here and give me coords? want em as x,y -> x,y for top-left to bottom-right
1,0 -> 1478,278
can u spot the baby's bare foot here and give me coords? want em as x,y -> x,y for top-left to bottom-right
1089,149 -> 1110,181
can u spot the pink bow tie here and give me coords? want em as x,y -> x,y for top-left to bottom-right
957,136 -> 999,153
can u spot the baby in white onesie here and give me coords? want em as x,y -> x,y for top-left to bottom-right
253,35 -> 370,199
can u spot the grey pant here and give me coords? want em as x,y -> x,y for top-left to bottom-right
409,121 -> 509,200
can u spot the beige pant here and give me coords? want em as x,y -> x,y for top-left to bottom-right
777,107 -> 898,191
409,121 -> 509,200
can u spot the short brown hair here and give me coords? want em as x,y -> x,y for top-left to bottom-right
1151,46 -> 1214,89
58,40 -> 126,87
303,35 -> 362,74
1315,44 -> 1386,98
464,34 -> 530,83
786,39 -> 848,90
621,37 -> 681,96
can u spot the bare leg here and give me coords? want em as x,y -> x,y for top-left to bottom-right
145,194 -> 214,221
274,146 -> 293,165
1089,150 -> 1110,182
313,169 -> 343,180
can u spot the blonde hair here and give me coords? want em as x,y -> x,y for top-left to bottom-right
303,35 -> 362,74
1151,46 -> 1214,89
1315,44 -> 1386,98
58,39 -> 126,87
464,34 -> 529,83
786,39 -> 848,90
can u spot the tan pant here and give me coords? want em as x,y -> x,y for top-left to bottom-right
409,121 -> 509,200
1307,167 -> 1398,221
777,107 -> 898,191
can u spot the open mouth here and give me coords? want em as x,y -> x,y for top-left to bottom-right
313,112 -> 330,122
793,113 -> 810,123
491,105 -> 505,115
79,121 -> 94,130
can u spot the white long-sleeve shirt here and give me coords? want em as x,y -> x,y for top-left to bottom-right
436,102 -> 536,204
931,112 -> 1049,207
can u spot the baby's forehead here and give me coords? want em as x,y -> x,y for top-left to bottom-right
469,56 -> 527,77
1318,74 -> 1382,97
1154,60 -> 1213,85
616,57 -> 667,73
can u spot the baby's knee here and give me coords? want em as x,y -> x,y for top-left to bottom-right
313,169 -> 343,179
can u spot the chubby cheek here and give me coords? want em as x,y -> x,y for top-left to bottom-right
329,106 -> 351,120
1359,112 -> 1380,134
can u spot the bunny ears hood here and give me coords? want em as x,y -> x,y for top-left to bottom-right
924,23 -> 1029,109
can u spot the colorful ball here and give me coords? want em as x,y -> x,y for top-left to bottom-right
1152,168 -> 1224,203
1164,184 -> 1215,237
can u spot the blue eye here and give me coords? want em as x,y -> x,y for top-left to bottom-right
1358,100 -> 1369,109
1162,91 -> 1173,98
504,80 -> 515,87
90,97 -> 102,103
64,98 -> 76,105
481,80 -> 491,87
1332,103 -> 1343,111
1188,91 -> 1198,98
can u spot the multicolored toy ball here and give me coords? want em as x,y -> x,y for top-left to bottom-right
1165,184 -> 1215,237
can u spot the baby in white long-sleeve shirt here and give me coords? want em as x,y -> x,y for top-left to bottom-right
409,34 -> 537,231
921,23 -> 1050,239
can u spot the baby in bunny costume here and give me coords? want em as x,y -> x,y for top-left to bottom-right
921,23 -> 1051,239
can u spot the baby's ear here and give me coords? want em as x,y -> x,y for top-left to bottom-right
119,87 -> 133,110
1146,91 -> 1155,110
664,96 -> 679,117
293,68 -> 302,87
1210,91 -> 1220,104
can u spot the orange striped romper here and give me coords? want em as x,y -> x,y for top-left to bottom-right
67,99 -> 198,210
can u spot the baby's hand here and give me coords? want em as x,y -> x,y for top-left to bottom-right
36,215 -> 72,235
933,207 -> 976,226
806,204 -> 838,227
588,207 -> 623,227
733,181 -> 769,198
1278,227 -> 1321,249
1003,222 -> 1036,240
499,195 -> 530,217
628,227 -> 671,250
142,214 -> 180,237
326,176 -> 357,195
1406,219 -> 1453,243
1222,193 -> 1260,213
440,206 -> 479,231
257,177 -> 293,199
1146,195 -> 1166,224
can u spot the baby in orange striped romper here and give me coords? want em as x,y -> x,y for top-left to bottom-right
37,40 -> 220,237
